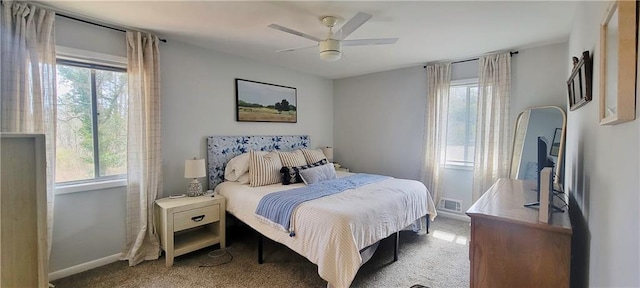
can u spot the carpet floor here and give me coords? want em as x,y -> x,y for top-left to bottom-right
52,217 -> 470,288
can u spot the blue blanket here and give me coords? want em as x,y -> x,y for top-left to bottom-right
255,173 -> 390,236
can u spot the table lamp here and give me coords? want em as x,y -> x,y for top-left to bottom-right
184,158 -> 206,197
320,146 -> 334,162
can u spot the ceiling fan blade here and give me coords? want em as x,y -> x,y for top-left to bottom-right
333,12 -> 372,40
276,45 -> 318,53
268,24 -> 322,42
342,38 -> 399,46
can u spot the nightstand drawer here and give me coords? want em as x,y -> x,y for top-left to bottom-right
173,204 -> 220,232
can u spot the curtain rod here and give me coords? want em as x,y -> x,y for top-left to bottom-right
423,51 -> 518,68
57,14 -> 167,43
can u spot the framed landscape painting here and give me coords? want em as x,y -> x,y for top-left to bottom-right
236,79 -> 297,123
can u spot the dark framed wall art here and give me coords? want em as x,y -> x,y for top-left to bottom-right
236,79 -> 297,123
567,50 -> 593,111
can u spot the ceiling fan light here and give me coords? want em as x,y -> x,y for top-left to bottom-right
319,39 -> 342,61
320,50 -> 341,61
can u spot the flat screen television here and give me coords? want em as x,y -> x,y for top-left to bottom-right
536,136 -> 555,197
525,136 -> 555,208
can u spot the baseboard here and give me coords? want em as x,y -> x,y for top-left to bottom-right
436,210 -> 470,222
49,253 -> 122,281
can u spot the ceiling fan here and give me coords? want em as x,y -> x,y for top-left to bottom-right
268,12 -> 398,62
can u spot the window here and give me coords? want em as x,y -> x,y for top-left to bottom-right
55,60 -> 128,183
446,80 -> 478,167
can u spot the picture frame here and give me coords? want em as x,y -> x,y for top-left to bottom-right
599,0 -> 637,125
567,51 -> 592,111
235,79 -> 297,123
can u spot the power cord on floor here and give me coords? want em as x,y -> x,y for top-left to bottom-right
553,191 -> 569,208
198,247 -> 233,267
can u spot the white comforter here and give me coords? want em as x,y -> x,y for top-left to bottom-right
215,172 -> 437,288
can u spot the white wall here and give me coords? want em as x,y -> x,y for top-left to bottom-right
451,59 -> 479,81
161,41 -> 334,195
49,187 -> 126,272
511,42 -> 568,120
334,43 -> 568,214
440,168 -> 473,214
55,16 -> 126,58
51,16 -> 333,273
566,1 -> 640,286
333,66 -> 427,180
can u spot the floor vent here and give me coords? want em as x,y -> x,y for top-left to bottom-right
438,198 -> 462,213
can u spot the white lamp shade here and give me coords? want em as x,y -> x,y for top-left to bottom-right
319,39 -> 342,62
320,147 -> 334,162
320,50 -> 341,62
184,159 -> 206,178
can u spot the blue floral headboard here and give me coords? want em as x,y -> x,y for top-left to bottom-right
207,135 -> 310,189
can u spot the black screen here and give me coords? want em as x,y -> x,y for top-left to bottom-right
536,136 -> 555,199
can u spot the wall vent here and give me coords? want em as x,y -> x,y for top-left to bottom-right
438,198 -> 462,213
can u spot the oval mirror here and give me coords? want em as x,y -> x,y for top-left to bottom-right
509,106 -> 566,186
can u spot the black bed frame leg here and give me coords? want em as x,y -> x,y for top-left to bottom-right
258,234 -> 264,264
393,231 -> 399,262
426,215 -> 430,234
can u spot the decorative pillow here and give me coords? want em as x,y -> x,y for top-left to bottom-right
237,173 -> 249,185
224,152 -> 250,181
249,150 -> 282,187
301,148 -> 327,164
299,163 -> 337,185
280,159 -> 328,185
278,149 -> 307,167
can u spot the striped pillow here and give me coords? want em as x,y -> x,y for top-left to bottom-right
301,148 -> 327,164
249,150 -> 283,187
278,150 -> 307,167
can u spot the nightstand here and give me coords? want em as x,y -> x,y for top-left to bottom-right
333,163 -> 349,172
155,194 -> 226,267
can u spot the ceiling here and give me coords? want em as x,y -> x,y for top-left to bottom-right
41,1 -> 577,79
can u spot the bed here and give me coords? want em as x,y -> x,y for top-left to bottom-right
207,135 -> 437,288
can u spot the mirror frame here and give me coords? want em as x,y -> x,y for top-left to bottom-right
599,0 -> 637,125
509,106 -> 567,185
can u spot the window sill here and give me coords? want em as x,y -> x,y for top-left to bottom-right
55,178 -> 127,195
443,164 -> 474,171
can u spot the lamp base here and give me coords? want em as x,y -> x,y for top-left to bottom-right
187,179 -> 203,197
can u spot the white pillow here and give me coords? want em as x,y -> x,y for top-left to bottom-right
301,148 -> 327,164
279,149 -> 307,167
299,163 -> 337,185
237,173 -> 249,185
224,153 -> 250,181
249,150 -> 283,187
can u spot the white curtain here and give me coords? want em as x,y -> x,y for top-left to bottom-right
420,63 -> 451,206
509,109 -> 530,178
472,53 -> 511,202
121,31 -> 162,266
0,0 -> 56,264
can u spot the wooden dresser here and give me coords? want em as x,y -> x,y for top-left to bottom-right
466,178 -> 572,288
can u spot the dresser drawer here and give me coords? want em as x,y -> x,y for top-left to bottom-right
173,204 -> 220,232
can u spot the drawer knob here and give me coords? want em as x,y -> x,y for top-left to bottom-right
191,215 -> 205,222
